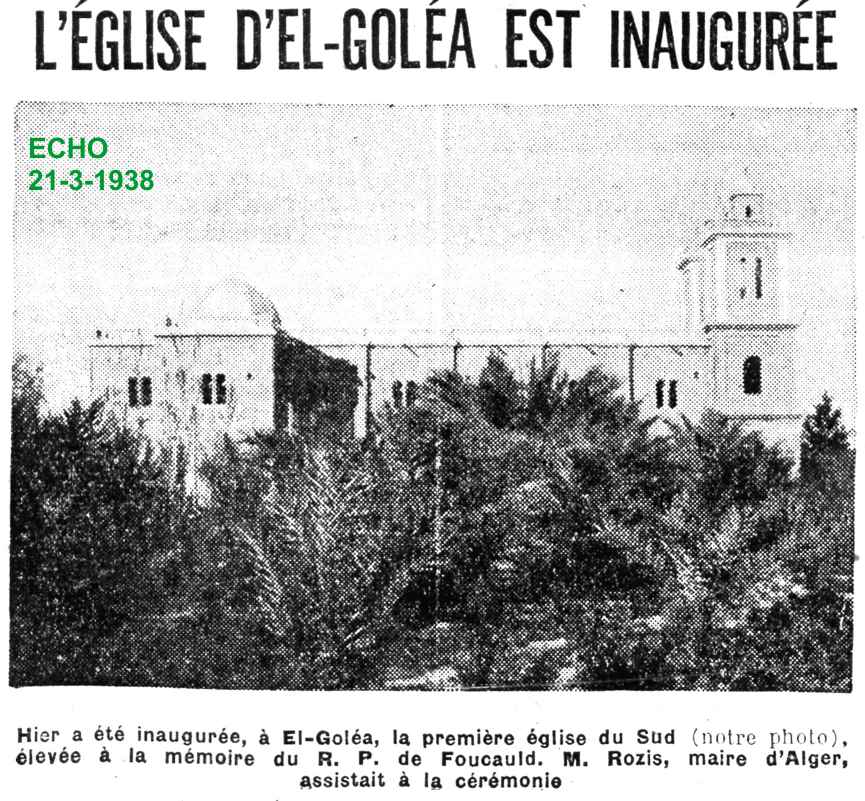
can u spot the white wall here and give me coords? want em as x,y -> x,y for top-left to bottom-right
633,347 -> 710,422
707,326 -> 799,418
155,332 -> 275,464
88,340 -> 161,442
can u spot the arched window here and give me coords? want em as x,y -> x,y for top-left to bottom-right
201,373 -> 213,404
406,380 -> 418,407
668,380 -> 678,409
140,377 -> 152,407
655,379 -> 665,409
743,356 -> 762,395
755,257 -> 763,299
215,373 -> 227,405
392,380 -> 403,408
128,377 -> 138,407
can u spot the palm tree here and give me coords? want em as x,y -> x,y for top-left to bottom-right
200,431 -> 437,688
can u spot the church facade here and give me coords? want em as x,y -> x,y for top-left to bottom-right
89,192 -> 801,489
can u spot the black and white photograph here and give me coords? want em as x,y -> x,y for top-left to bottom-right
11,103 -> 855,692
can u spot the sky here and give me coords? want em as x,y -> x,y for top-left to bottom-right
13,103 -> 856,423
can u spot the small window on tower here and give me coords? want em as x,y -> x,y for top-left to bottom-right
655,379 -> 665,409
755,257 -> 763,299
668,380 -> 678,409
392,380 -> 403,408
141,377 -> 152,407
215,373 -> 227,405
201,373 -> 213,404
128,377 -> 138,407
743,356 -> 762,395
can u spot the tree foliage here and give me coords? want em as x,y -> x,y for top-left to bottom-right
10,357 -> 190,685
801,393 -> 852,486
9,352 -> 854,691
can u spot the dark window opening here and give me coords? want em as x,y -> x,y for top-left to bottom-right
743,356 -> 762,395
406,380 -> 418,408
655,379 -> 665,409
201,373 -> 213,405
745,204 -> 752,218
140,376 -> 152,407
215,373 -> 227,405
668,380 -> 678,409
392,380 -> 403,408
755,257 -> 763,299
128,377 -> 138,407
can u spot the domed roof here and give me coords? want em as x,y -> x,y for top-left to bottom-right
195,279 -> 281,329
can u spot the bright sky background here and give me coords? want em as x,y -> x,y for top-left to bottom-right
13,104 -> 856,425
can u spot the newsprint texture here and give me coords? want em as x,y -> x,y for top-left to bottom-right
10,103 -> 855,692
4,2 -> 865,800
11,103 -> 855,696
4,31 -> 862,796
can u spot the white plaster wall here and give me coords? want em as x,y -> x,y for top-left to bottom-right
365,345 -> 454,415
155,333 -> 275,484
89,342 -> 161,441
632,347 -> 710,422
723,238 -> 780,323
555,346 -> 629,393
708,326 -> 799,417
460,345 -> 542,384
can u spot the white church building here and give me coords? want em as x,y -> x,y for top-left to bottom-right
89,193 -> 802,488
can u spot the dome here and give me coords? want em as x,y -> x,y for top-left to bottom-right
194,279 -> 281,329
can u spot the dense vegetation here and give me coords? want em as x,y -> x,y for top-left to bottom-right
10,353 -> 854,690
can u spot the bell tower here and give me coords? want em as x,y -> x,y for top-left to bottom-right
678,193 -> 802,459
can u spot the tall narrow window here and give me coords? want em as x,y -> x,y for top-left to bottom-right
406,380 -> 418,408
201,373 -> 213,404
392,380 -> 403,408
655,379 -> 665,409
215,373 -> 227,404
743,356 -> 762,395
140,376 -> 152,407
128,377 -> 138,407
668,380 -> 678,409
755,257 -> 763,299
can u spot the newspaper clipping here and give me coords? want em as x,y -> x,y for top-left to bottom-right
2,1 -> 862,799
